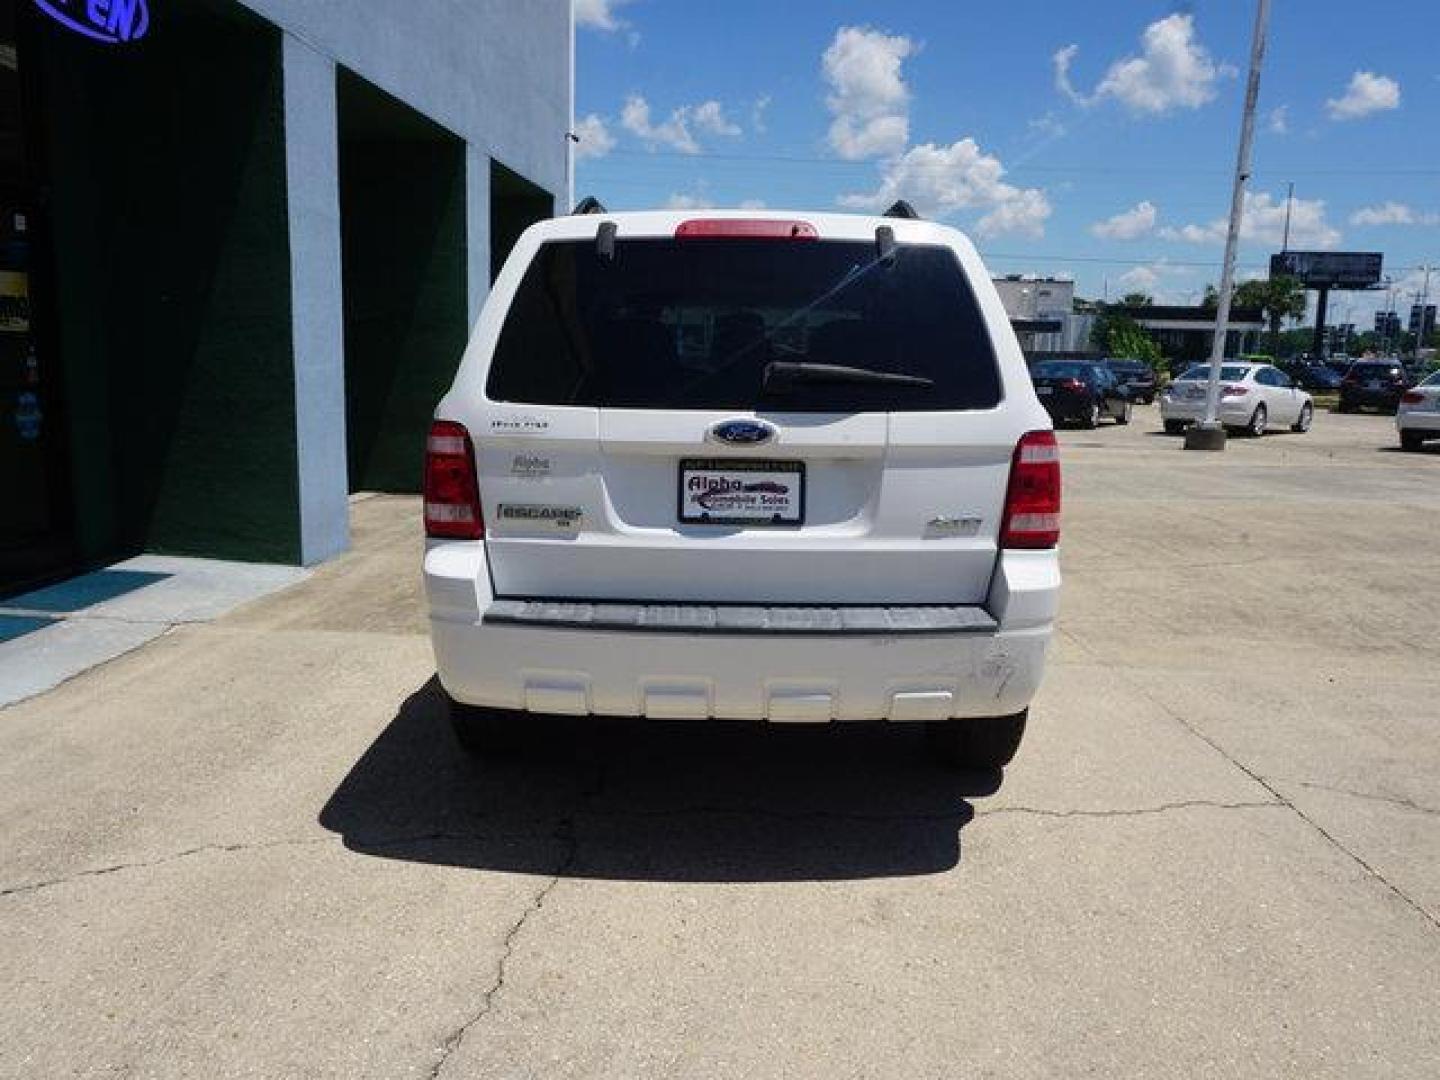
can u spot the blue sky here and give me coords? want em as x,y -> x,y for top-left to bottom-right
573,0 -> 1439,323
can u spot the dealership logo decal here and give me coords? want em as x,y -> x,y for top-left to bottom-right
34,0 -> 149,44
690,476 -> 790,511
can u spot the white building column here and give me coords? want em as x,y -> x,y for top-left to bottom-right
282,34 -> 350,564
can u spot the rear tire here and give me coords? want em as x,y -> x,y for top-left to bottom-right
1291,402 -> 1314,433
1163,419 -> 1186,435
1082,403 -> 1100,429
448,699 -> 528,757
926,711 -> 1028,771
1400,430 -> 1424,452
1246,404 -> 1268,437
1115,402 -> 1133,425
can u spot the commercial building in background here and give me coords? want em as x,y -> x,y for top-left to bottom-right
2,0 -> 571,593
1113,305 -> 1265,365
991,276 -> 1093,354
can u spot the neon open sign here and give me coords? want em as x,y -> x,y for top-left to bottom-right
34,0 -> 149,43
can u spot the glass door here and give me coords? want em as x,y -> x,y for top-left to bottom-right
1,0 -> 73,594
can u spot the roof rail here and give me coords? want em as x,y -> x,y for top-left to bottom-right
883,200 -> 920,220
572,196 -> 608,215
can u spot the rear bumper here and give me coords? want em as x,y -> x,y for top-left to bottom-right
424,543 -> 1058,722
1159,397 -> 1253,425
1398,409 -> 1440,433
1341,389 -> 1402,409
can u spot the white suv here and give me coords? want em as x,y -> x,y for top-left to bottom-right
423,206 -> 1060,769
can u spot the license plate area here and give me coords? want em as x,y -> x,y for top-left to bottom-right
678,459 -> 805,526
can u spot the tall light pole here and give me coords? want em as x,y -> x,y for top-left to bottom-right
1186,0 -> 1272,452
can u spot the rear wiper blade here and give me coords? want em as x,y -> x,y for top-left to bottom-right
762,361 -> 934,393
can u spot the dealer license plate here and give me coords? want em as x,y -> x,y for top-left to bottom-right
678,459 -> 804,526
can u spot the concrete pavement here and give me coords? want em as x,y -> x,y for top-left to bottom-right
1,408 -> 1437,1078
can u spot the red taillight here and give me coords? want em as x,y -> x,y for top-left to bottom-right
1059,377 -> 1086,392
1001,431 -> 1061,550
1402,391 -> 1425,404
1221,384 -> 1249,398
674,218 -> 818,240
424,420 -> 483,540
1342,376 -> 1359,385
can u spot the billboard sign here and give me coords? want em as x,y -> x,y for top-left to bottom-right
1269,251 -> 1383,289
34,0 -> 149,44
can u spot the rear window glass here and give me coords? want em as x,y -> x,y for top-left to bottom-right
1179,365 -> 1248,381
485,239 -> 1001,412
1032,362 -> 1093,379
1349,363 -> 1403,377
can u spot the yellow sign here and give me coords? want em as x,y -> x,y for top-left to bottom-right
0,270 -> 29,333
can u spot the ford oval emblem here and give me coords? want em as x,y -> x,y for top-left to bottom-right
710,419 -> 777,447
34,0 -> 150,44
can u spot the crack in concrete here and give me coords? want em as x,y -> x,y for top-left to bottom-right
1063,628 -> 1440,933
0,835 -> 333,899
425,754 -> 606,1079
1287,780 -> 1440,818
424,821 -> 576,1080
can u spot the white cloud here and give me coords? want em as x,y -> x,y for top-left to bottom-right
751,95 -> 772,135
1326,71 -> 1400,120
1091,201 -> 1158,241
822,26 -> 915,160
1053,14 -> 1232,115
1116,266 -> 1160,294
1350,201 -> 1439,226
1114,262 -> 1204,304
574,0 -> 629,32
620,95 -> 740,154
1159,191 -> 1341,249
839,138 -> 1051,238
571,114 -> 615,161
666,194 -> 767,211
1027,113 -> 1067,140
1266,105 -> 1289,134
689,100 -> 741,138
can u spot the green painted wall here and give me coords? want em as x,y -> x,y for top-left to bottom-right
37,1 -> 302,564
338,72 -> 467,494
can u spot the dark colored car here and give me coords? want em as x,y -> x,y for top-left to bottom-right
1338,361 -> 1413,413
1104,359 -> 1158,404
1030,361 -> 1132,428
1279,361 -> 1343,391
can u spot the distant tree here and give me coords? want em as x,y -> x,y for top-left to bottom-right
1120,291 -> 1154,307
1106,321 -> 1163,367
1235,276 -> 1307,355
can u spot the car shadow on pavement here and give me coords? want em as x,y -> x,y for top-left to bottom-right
319,678 -> 996,882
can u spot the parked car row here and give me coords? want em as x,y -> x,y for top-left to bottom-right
1026,354 -> 1437,453
1028,360 -> 1133,428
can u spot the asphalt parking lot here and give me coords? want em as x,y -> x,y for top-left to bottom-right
2,407 -> 1437,1079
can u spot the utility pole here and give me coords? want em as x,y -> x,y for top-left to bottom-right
1281,181 -> 1294,252
1187,0 -> 1271,452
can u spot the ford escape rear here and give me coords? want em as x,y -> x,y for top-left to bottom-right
423,206 -> 1061,769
